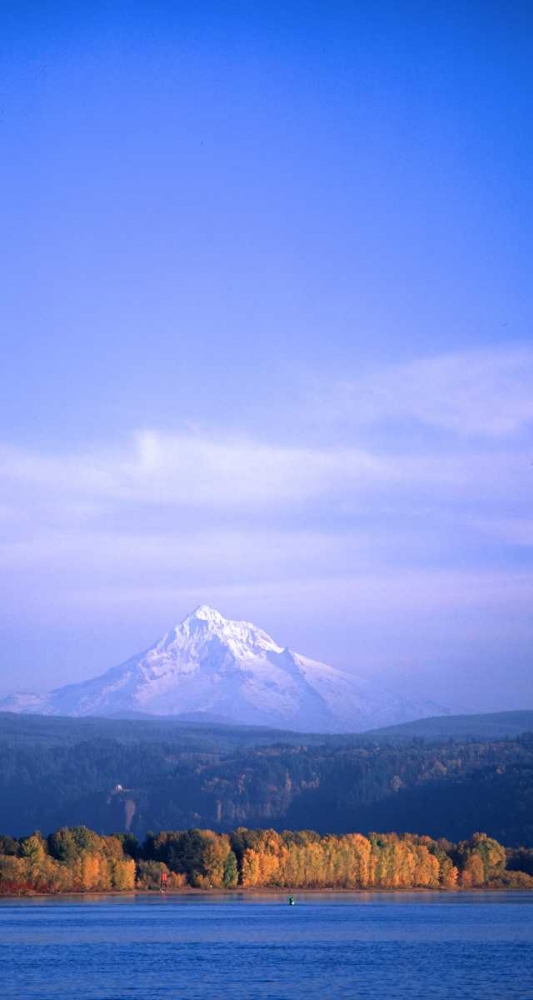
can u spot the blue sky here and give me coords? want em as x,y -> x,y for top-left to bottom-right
0,1 -> 532,711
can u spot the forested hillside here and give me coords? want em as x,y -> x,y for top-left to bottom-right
1,713 -> 532,845
1,826 -> 532,895
367,710 -> 533,740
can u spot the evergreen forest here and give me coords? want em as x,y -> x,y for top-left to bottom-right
1,713 -> 532,846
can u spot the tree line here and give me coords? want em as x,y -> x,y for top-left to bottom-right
0,826 -> 532,895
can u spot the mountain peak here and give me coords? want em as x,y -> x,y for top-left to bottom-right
175,605 -> 281,658
0,605 -> 448,731
187,604 -> 226,624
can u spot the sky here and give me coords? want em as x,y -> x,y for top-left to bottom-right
0,0 -> 532,712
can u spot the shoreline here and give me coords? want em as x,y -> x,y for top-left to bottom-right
1,885 -> 531,900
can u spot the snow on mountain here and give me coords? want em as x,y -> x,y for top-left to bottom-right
0,605 -> 447,731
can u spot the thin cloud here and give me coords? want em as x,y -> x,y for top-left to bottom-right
470,517 -> 533,547
0,434 -> 388,512
0,426 -> 527,526
323,344 -> 533,437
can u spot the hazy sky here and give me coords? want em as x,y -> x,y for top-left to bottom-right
1,1 -> 532,712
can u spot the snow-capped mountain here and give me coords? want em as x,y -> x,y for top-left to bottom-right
0,605 -> 447,731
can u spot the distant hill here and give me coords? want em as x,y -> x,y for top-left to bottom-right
368,710 -> 533,741
0,709 -> 532,845
1,708 -> 531,748
0,711 -> 308,751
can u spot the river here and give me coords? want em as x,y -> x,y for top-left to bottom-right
1,892 -> 532,998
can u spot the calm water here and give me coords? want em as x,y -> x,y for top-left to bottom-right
0,893 -> 532,999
